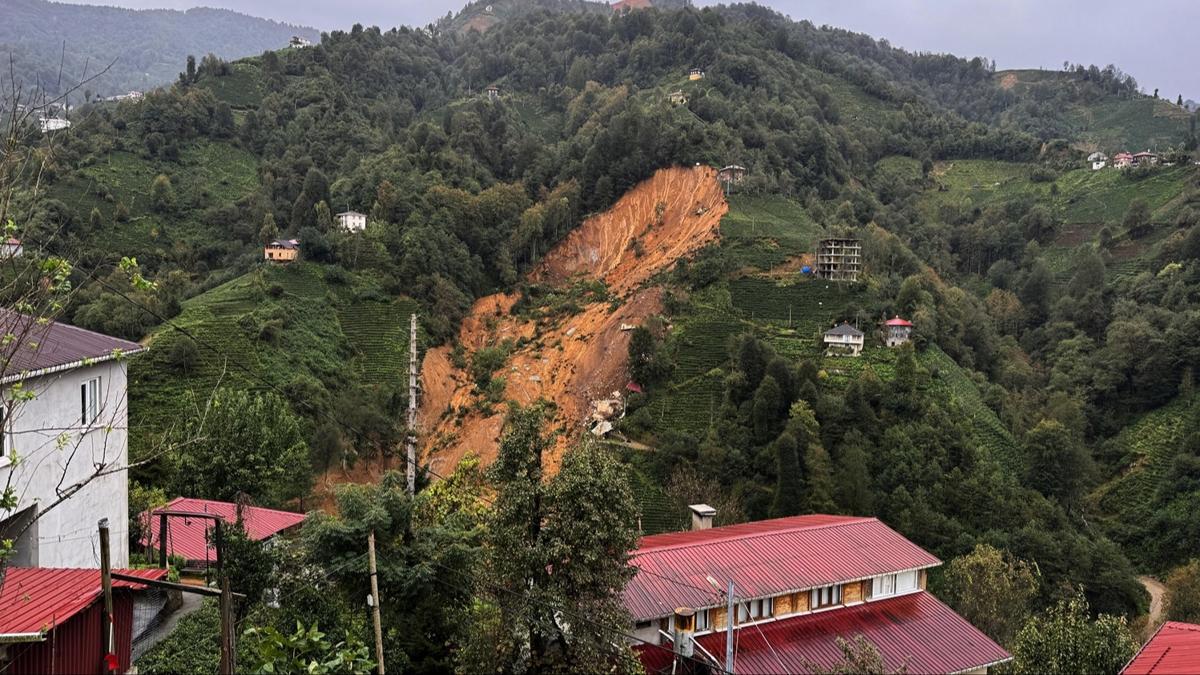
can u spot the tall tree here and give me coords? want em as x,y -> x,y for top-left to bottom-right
1165,559 -> 1200,623
802,442 -> 836,513
1010,594 -> 1137,675
834,431 -> 873,515
940,544 -> 1039,646
771,432 -> 802,517
1024,419 -> 1091,508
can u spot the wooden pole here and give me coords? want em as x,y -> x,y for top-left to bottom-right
98,519 -> 115,673
219,575 -> 235,675
158,512 -> 168,567
368,530 -> 386,674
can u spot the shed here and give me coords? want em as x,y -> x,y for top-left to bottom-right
0,567 -> 167,675
486,84 -> 500,101
140,497 -> 307,567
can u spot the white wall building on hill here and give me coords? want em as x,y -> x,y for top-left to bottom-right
336,211 -> 367,232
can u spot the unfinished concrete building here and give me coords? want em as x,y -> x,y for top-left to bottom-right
816,237 -> 862,282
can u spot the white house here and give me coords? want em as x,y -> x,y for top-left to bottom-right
1,238 -> 21,258
823,322 -> 865,356
38,118 -> 71,134
289,36 -> 312,48
1088,152 -> 1107,170
0,310 -> 142,568
336,210 -> 367,232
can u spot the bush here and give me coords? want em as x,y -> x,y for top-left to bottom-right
165,337 -> 199,373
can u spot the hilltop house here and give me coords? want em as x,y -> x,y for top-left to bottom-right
884,315 -> 913,347
140,497 -> 306,568
289,35 -> 312,48
0,567 -> 167,674
627,513 -> 1011,674
823,322 -> 864,356
816,237 -> 862,282
486,84 -> 500,101
612,0 -> 652,11
2,237 -> 22,258
717,165 -> 747,185
336,210 -> 367,232
688,68 -> 705,81
1132,151 -> 1159,167
1088,151 -> 1108,170
1113,152 -> 1134,168
0,310 -> 142,567
264,238 -> 300,262
1123,621 -> 1200,674
105,91 -> 144,103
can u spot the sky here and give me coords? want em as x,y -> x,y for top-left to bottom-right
58,0 -> 1198,100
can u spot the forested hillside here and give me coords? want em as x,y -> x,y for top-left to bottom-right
0,0 -> 318,98
5,3 -> 1200,669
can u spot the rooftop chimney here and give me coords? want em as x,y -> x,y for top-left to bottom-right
688,504 -> 716,531
672,607 -> 696,659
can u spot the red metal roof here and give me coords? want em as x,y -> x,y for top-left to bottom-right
1,309 -> 143,381
141,497 -> 306,562
626,515 -> 940,620
0,567 -> 166,634
635,591 -> 1010,674
885,316 -> 913,327
1123,621 -> 1200,674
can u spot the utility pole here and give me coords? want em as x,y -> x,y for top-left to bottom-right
219,575 -> 235,675
406,313 -> 419,496
368,530 -> 386,674
725,580 -> 734,674
98,519 -> 115,672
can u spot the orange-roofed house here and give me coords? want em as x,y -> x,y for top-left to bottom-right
626,512 -> 1011,674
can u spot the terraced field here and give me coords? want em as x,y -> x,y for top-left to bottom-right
920,345 -> 1022,470
199,60 -> 267,109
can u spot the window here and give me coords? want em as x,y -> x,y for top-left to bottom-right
695,609 -> 711,632
81,377 -> 101,425
811,584 -> 842,610
737,597 -> 774,623
872,571 -> 919,599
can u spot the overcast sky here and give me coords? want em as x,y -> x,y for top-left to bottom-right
59,0 -> 1198,100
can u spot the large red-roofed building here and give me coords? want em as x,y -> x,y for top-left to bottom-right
140,497 -> 306,566
626,514 -> 1011,674
0,567 -> 166,674
1123,621 -> 1200,674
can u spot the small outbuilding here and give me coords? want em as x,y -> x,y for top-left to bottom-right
718,164 -> 747,185
1087,152 -> 1108,170
884,316 -> 913,347
264,238 -> 300,262
486,84 -> 500,101
688,68 -> 705,81
823,322 -> 865,356
668,90 -> 688,106
1,237 -> 22,258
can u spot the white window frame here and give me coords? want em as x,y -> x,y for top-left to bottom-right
695,608 -> 711,633
736,596 -> 774,624
81,376 -> 101,426
811,584 -> 842,610
871,570 -> 920,600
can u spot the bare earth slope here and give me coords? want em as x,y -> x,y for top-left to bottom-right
420,165 -> 727,474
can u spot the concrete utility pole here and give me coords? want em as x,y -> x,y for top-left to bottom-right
406,313 -> 419,495
368,530 -> 386,674
98,519 -> 115,671
725,580 -> 734,674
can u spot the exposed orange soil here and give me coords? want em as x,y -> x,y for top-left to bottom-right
998,73 -> 1019,90
420,165 -> 728,474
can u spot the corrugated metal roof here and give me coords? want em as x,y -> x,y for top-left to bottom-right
1,309 -> 143,381
625,515 -> 939,620
824,323 -> 864,337
0,567 -> 166,634
141,497 -> 306,562
1123,621 -> 1200,674
885,316 -> 913,327
635,592 -> 1011,674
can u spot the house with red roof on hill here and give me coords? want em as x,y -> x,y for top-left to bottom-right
0,567 -> 166,674
1122,621 -> 1200,674
626,511 -> 1011,674
884,315 -> 914,347
140,497 -> 307,567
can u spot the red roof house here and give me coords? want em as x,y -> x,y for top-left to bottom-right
611,0 -> 651,11
1123,621 -> 1200,674
626,514 -> 1010,674
141,497 -> 307,566
884,315 -> 914,347
0,567 -> 166,674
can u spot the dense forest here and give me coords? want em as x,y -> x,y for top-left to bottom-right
4,1 -> 1200,671
0,0 -> 318,98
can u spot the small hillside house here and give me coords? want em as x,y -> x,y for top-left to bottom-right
884,315 -> 913,347
667,90 -> 688,106
38,117 -> 70,133
688,68 -> 705,81
0,310 -> 142,568
1123,621 -> 1200,674
1132,151 -> 1159,167
289,36 -> 312,48
611,0 -> 652,11
2,237 -> 22,258
717,165 -> 747,185
486,85 -> 500,101
1088,152 -> 1108,170
0,567 -> 168,675
336,210 -> 367,232
264,238 -> 300,262
141,497 -> 306,568
816,237 -> 862,282
1113,152 -> 1134,168
627,514 -> 1011,674
824,322 -> 865,356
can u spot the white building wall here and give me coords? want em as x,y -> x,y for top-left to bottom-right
1,360 -> 130,567
337,213 -> 367,232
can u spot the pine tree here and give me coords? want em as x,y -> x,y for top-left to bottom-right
150,174 -> 175,213
771,432 -> 802,517
259,213 -> 279,245
834,431 -> 873,515
752,375 -> 785,444
803,442 -> 836,513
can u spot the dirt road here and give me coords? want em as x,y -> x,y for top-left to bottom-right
1140,575 -> 1165,634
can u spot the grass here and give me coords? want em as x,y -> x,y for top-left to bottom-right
129,263 -> 418,453
198,61 -> 267,109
